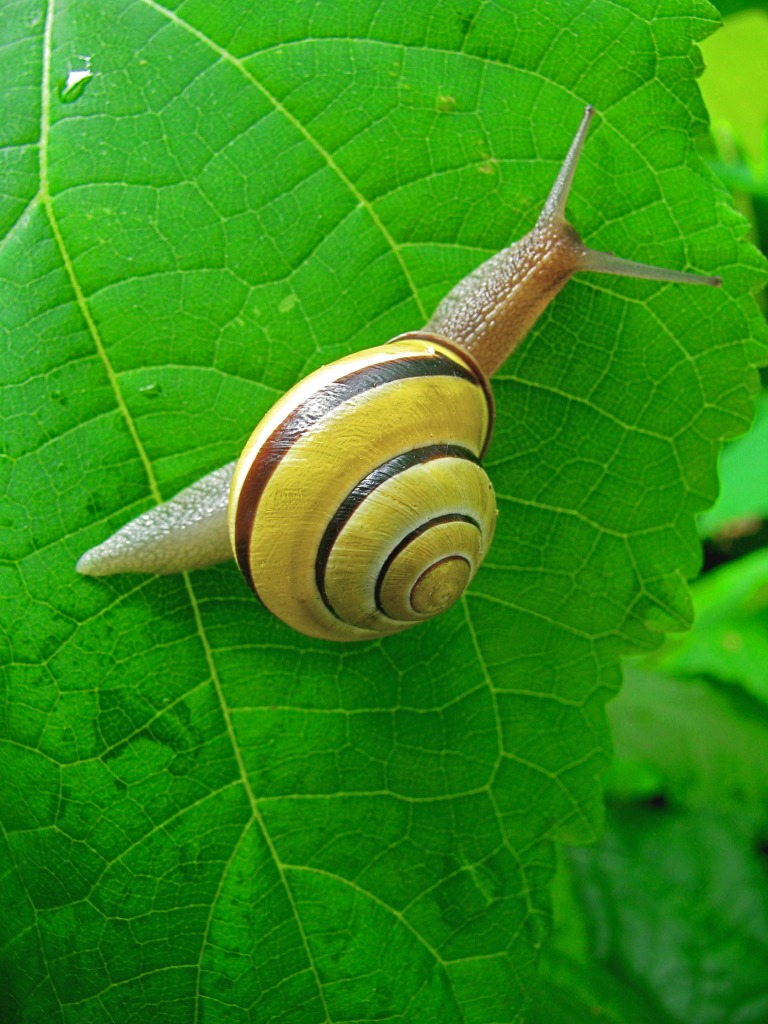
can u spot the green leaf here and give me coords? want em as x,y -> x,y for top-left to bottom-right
530,950 -> 676,1024
648,547 -> 768,706
697,7 -> 768,255
699,6 -> 768,171
698,392 -> 768,537
561,666 -> 768,1023
609,661 -> 768,814
568,805 -> 768,1024
1,1 -> 765,1021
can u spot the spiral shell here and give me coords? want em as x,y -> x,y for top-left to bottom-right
227,332 -> 497,641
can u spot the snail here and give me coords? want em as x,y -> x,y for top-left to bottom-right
77,106 -> 720,641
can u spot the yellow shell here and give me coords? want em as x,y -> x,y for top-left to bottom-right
227,332 -> 497,641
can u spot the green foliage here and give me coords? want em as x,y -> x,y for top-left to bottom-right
546,660 -> 768,1023
656,546 -> 768,703
699,6 -> 768,172
699,7 -> 768,260
1,1 -> 765,1021
697,392 -> 768,536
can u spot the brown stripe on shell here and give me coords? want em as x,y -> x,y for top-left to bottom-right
390,332 -> 495,458
373,512 -> 480,616
315,447 -> 479,617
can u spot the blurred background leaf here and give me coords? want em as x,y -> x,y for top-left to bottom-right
544,659 -> 768,1024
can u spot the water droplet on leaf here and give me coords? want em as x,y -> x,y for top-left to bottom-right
59,58 -> 94,103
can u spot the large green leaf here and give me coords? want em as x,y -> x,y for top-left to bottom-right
1,0 -> 765,1020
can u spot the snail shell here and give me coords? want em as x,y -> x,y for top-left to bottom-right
229,333 -> 496,641
77,106 -> 720,642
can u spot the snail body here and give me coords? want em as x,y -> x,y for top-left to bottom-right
77,106 -> 720,641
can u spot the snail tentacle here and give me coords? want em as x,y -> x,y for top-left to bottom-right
427,106 -> 719,378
